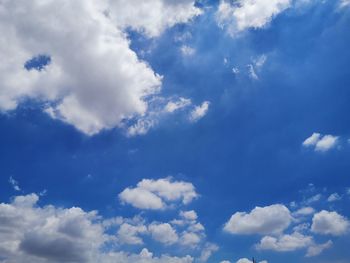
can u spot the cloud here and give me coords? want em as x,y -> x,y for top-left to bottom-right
0,0 -> 200,136
165,98 -> 192,113
303,133 -> 339,152
180,210 -> 198,221
257,232 -> 332,257
189,101 -> 210,122
216,0 -> 291,35
198,243 -> 218,262
340,0 -> 350,8
117,223 -> 147,245
327,193 -> 342,202
293,207 -> 315,217
311,210 -> 350,236
306,240 -> 333,257
236,259 -> 267,263
119,178 -> 198,210
0,193 -> 207,263
8,176 -> 21,191
181,45 -> 196,56
148,223 -> 179,245
224,204 -> 292,235
256,232 -> 313,252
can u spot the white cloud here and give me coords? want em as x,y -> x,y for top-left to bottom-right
119,178 -> 198,210
340,0 -> 350,8
127,119 -> 157,137
236,259 -> 267,263
220,261 -> 231,263
327,193 -> 342,202
180,210 -> 198,221
0,0 -> 201,136
180,231 -> 202,247
165,98 -> 192,113
305,194 -> 322,204
198,243 -> 218,262
189,101 -> 210,122
303,133 -> 339,152
256,232 -> 313,252
224,204 -> 292,235
257,232 -> 332,257
311,210 -> 350,236
216,0 -> 291,35
181,45 -> 196,56
148,223 -> 179,245
107,0 -> 202,38
8,176 -> 21,191
306,240 -> 333,257
117,223 -> 148,245
0,193 -> 205,263
293,207 -> 315,217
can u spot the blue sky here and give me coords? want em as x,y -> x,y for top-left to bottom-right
1,1 -> 350,263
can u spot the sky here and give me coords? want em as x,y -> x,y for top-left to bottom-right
0,0 -> 350,262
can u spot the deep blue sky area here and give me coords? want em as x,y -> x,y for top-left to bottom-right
1,1 -> 350,263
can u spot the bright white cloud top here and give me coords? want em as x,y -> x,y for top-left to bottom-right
224,204 -> 292,235
0,0 -> 201,135
119,178 -> 198,210
216,0 -> 291,35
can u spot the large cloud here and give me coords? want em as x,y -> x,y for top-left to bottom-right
119,178 -> 198,210
224,204 -> 292,235
0,193 -> 202,263
0,0 -> 200,135
216,0 -> 291,35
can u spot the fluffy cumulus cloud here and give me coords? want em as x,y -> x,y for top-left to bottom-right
256,232 -> 333,257
0,0 -> 201,135
224,204 -> 292,235
302,133 -> 339,152
119,178 -> 198,210
216,0 -> 291,35
311,210 -> 350,236
0,193 -> 212,263
148,223 -> 179,245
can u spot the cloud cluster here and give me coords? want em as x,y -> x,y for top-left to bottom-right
0,193 -> 214,263
224,197 -> 349,258
119,178 -> 198,210
303,133 -> 339,152
216,0 -> 291,35
0,0 -> 201,135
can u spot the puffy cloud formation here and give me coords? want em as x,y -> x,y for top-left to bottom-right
311,210 -> 350,236
216,0 -> 291,35
303,133 -> 339,152
148,223 -> 179,245
256,232 -> 332,257
0,193 -> 208,263
0,0 -> 201,135
256,232 -> 313,252
224,204 -> 292,235
119,178 -> 198,210
293,207 -> 315,217
189,101 -> 210,122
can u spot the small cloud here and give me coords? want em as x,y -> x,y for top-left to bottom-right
164,97 -> 192,113
232,67 -> 240,74
8,176 -> 21,191
327,193 -> 342,202
189,101 -> 210,122
181,45 -> 195,56
302,133 -> 339,152
305,194 -> 322,204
